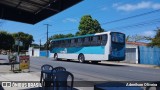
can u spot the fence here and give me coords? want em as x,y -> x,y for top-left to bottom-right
139,46 -> 160,66
40,50 -> 49,57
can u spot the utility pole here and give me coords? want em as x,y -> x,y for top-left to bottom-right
18,33 -> 20,55
44,24 -> 51,57
40,39 -> 41,50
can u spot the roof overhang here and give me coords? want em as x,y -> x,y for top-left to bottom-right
0,0 -> 82,24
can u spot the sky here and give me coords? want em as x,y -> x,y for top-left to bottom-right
0,0 -> 160,44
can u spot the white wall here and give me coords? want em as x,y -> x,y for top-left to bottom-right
125,44 -> 139,64
28,47 -> 33,56
33,49 -> 40,57
28,47 -> 40,57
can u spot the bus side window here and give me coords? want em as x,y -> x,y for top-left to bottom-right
70,39 -> 74,47
74,39 -> 78,47
54,41 -> 56,47
56,41 -> 61,47
59,40 -> 62,47
77,38 -> 82,47
97,35 -> 102,45
98,35 -> 102,41
62,40 -> 66,47
92,36 -> 98,46
74,39 -> 78,43
90,36 -> 96,46
84,37 -> 90,46
68,39 -> 71,47
64,40 -> 68,47
51,41 -> 54,47
89,37 -> 93,42
81,38 -> 85,42
54,41 -> 57,47
81,38 -> 85,46
101,35 -> 108,45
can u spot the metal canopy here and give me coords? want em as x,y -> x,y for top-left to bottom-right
0,0 -> 82,24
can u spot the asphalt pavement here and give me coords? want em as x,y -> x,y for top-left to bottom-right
0,56 -> 160,90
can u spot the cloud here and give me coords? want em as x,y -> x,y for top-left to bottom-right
142,31 -> 155,36
100,7 -> 108,11
152,3 -> 160,9
63,18 -> 78,23
113,1 -> 160,12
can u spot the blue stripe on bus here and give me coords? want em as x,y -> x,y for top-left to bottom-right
50,46 -> 105,54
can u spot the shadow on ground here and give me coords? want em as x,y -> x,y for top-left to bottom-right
53,59 -> 126,67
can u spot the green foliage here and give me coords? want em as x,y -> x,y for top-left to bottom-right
126,34 -> 152,42
77,15 -> 104,36
65,33 -> 74,38
127,34 -> 146,42
126,35 -> 130,41
149,28 -> 160,46
0,31 -> 14,50
12,32 -> 34,50
47,15 -> 104,49
49,33 -> 74,40
31,43 -> 39,48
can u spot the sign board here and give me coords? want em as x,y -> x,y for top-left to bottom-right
19,55 -> 30,70
15,40 -> 23,46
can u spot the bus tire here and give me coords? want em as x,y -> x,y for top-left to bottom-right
92,61 -> 99,64
67,59 -> 71,61
78,54 -> 85,63
54,53 -> 58,61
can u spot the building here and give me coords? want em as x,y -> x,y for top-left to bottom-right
125,41 -> 148,64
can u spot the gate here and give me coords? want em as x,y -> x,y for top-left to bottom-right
125,48 -> 137,63
139,46 -> 160,66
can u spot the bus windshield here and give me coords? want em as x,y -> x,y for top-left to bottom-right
111,32 -> 125,43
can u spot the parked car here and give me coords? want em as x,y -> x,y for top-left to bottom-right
1,50 -> 7,55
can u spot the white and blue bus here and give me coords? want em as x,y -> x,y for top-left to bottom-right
50,31 -> 125,63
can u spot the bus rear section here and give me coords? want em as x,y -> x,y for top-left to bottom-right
108,32 -> 125,61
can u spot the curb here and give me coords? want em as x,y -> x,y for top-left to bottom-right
100,61 -> 160,69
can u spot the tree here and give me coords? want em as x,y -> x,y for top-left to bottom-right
49,34 -> 65,40
49,33 -> 74,40
0,31 -> 14,50
12,32 -> 34,50
149,28 -> 160,46
65,33 -> 74,38
76,15 -> 104,36
126,35 -> 130,41
126,34 -> 149,42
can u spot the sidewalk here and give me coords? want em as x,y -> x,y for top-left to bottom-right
100,61 -> 160,69
0,65 -> 41,90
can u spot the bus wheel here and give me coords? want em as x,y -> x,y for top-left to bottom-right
78,54 -> 85,63
54,54 -> 58,60
92,61 -> 99,64
67,59 -> 71,61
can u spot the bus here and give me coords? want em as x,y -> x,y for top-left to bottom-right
50,31 -> 125,63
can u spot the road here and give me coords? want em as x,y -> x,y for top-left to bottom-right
0,55 -> 9,64
30,57 -> 160,86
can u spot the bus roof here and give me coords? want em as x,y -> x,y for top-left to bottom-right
51,31 -> 112,42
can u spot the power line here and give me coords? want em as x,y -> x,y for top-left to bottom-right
106,18 -> 160,31
34,9 -> 160,41
101,9 -> 160,25
47,18 -> 160,34
47,9 -> 160,34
